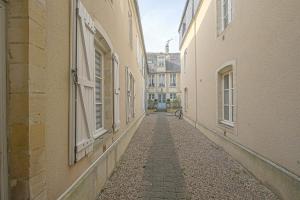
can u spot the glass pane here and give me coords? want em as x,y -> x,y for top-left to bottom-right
231,89 -> 234,105
96,104 -> 102,130
230,72 -> 234,89
231,106 -> 234,122
224,90 -> 229,105
224,106 -> 229,121
95,78 -> 102,103
224,74 -> 229,89
95,51 -> 102,77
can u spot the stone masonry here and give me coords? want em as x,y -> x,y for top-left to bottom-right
7,0 -> 47,199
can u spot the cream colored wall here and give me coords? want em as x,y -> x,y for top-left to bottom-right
45,0 -> 146,199
180,23 -> 197,121
181,0 -> 300,176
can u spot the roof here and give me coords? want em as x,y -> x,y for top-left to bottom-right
147,53 -> 181,73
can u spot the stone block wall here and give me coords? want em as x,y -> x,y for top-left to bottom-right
7,0 -> 47,199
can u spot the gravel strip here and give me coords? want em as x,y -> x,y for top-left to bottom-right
97,113 -> 280,200
167,114 -> 279,200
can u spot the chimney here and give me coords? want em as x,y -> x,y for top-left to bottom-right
165,43 -> 169,54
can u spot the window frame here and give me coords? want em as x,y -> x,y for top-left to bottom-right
94,48 -> 106,138
217,0 -> 232,35
170,73 -> 176,87
128,5 -> 133,50
222,71 -> 234,125
216,60 -> 237,130
159,74 -> 165,87
170,93 -> 176,100
157,56 -> 165,67
149,74 -> 155,87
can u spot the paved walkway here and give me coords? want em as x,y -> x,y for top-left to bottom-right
98,113 -> 279,200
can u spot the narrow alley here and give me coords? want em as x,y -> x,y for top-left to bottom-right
97,113 -> 279,200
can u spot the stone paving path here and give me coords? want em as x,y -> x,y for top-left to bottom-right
97,113 -> 279,200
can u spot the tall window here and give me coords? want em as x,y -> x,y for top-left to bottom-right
222,71 -> 234,124
148,94 -> 155,100
149,74 -> 155,87
157,56 -> 165,67
128,8 -> 133,49
159,74 -> 165,87
158,93 -> 166,103
170,93 -> 176,100
170,73 -> 176,87
217,0 -> 232,34
95,50 -> 104,132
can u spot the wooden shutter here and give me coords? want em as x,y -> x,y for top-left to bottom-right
113,54 -> 120,131
130,75 -> 135,118
125,67 -> 130,123
75,1 -> 96,161
216,0 -> 223,35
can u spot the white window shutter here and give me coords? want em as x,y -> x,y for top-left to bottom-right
75,1 -> 96,162
125,67 -> 129,123
216,0 -> 223,35
113,54 -> 120,131
228,0 -> 232,23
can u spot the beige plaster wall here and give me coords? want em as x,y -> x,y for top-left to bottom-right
44,0 -> 146,199
181,0 -> 300,177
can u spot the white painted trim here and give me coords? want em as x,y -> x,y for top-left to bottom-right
0,1 -> 8,199
57,113 -> 145,200
69,0 -> 77,166
94,49 -> 105,136
215,60 -> 238,135
93,20 -> 114,52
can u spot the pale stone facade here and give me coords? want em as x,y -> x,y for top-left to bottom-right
179,0 -> 300,199
1,0 -> 147,199
146,52 -> 181,110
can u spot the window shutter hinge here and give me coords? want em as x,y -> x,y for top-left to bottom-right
72,69 -> 78,85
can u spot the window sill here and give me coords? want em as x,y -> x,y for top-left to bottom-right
94,129 -> 108,139
220,120 -> 234,128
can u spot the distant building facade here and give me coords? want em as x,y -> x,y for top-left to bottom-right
146,51 -> 181,110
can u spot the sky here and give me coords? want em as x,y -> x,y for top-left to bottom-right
138,0 -> 186,53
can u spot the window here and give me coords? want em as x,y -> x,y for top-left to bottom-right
126,67 -> 135,123
217,62 -> 236,128
170,93 -> 177,100
158,93 -> 166,103
159,74 -> 165,87
149,74 -> 155,87
128,7 -> 133,49
157,56 -> 165,67
95,50 -> 104,133
217,0 -> 232,34
170,73 -> 176,87
222,71 -> 234,123
148,94 -> 155,100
